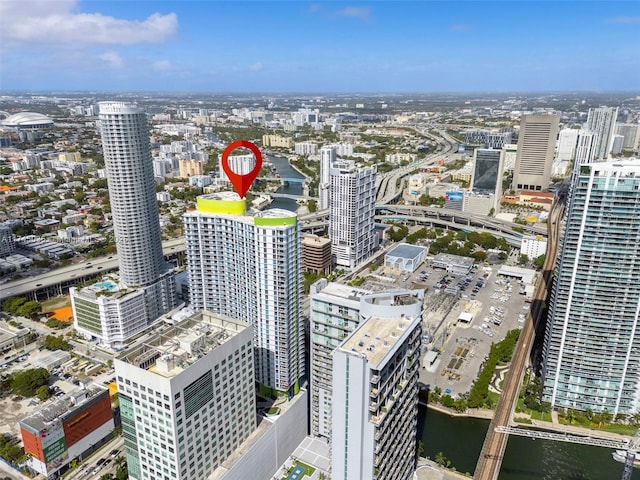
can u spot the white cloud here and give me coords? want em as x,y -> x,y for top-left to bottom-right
247,62 -> 264,72
98,50 -> 124,68
0,0 -> 177,45
336,6 -> 371,21
153,60 -> 173,72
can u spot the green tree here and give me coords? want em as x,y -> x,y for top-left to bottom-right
473,251 -> 487,261
16,300 -> 41,319
416,440 -> 425,459
307,199 -> 317,213
2,297 -> 27,314
0,434 -> 26,464
10,368 -> 50,397
518,254 -> 529,265
115,456 -> 128,480
36,385 -> 51,401
43,335 -> 72,351
89,221 -> 101,233
533,254 -> 546,270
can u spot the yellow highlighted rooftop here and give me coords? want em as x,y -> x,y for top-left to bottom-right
197,192 -> 246,215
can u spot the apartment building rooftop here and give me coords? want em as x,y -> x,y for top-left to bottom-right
341,316 -> 412,366
117,310 -> 250,379
20,384 -> 106,432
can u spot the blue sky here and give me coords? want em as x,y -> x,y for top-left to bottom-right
1,1 -> 638,92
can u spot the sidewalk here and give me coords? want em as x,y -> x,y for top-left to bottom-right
415,459 -> 471,480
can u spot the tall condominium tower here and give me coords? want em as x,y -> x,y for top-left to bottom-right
319,146 -> 336,210
574,129 -> 598,165
586,106 -> 619,161
332,314 -> 421,480
329,161 -> 376,268
98,102 -> 166,287
218,153 -> 254,182
309,280 -> 423,441
542,160 -> 640,416
616,123 -> 640,150
512,114 -> 559,192
184,193 -> 304,396
71,102 -> 176,346
114,311 -> 255,480
556,128 -> 580,162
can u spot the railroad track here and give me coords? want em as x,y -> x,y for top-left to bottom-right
473,201 -> 563,480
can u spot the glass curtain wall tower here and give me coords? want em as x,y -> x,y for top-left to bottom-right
542,160 -> 640,416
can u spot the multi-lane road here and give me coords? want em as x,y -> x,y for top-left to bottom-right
375,128 -> 455,204
0,238 -> 184,301
473,200 -> 563,480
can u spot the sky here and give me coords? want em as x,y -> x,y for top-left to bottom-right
0,0 -> 639,93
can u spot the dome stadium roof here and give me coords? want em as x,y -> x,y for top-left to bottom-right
2,112 -> 54,129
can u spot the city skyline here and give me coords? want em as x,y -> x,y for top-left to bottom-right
1,1 -> 639,92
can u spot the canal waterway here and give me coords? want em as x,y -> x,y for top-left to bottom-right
418,406 -> 639,480
267,155 -> 304,212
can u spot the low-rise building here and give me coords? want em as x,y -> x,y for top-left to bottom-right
20,385 -> 115,478
384,243 -> 427,272
262,135 -> 294,149
431,253 -> 474,275
520,236 -> 547,260
302,234 -> 332,274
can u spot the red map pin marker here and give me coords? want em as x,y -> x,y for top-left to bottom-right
221,140 -> 263,199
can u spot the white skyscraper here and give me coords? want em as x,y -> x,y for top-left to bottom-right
99,102 -> 167,286
556,128 -> 580,162
332,314 -> 421,480
71,102 -> 176,346
574,129 -> 598,165
184,193 -> 304,396
616,123 -> 640,150
115,310 -> 255,480
543,160 -> 640,416
218,153 -> 255,182
586,106 -> 619,160
319,146 -> 336,210
309,280 -> 424,441
329,161 -> 376,268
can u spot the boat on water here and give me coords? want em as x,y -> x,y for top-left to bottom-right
612,450 -> 640,467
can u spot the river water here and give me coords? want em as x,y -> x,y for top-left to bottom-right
266,155 -> 304,212
418,406 -> 639,480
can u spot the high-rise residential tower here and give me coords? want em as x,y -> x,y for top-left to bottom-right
574,129 -> 598,165
616,123 -> 640,151
329,160 -> 376,268
309,280 -> 424,441
332,314 -> 421,480
184,193 -> 304,396
99,102 -> 166,286
71,102 -> 176,346
556,128 -> 580,162
319,146 -> 336,210
114,310 -> 255,480
542,160 -> 640,416
512,114 -> 559,192
586,106 -> 619,161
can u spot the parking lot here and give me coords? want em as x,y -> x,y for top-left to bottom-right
348,252 -> 535,400
418,265 -> 534,398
